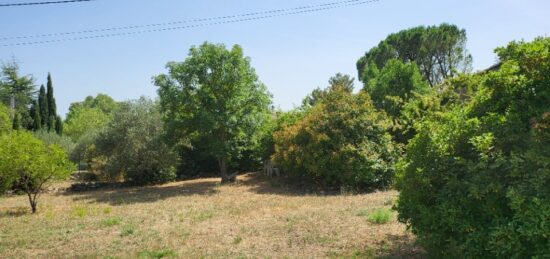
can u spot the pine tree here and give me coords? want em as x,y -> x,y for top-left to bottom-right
38,85 -> 48,128
30,101 -> 41,130
46,73 -> 57,131
55,116 -> 63,135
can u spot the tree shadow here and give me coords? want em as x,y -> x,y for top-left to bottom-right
0,206 -> 30,218
377,234 -> 425,259
237,172 -> 383,196
62,179 -> 219,206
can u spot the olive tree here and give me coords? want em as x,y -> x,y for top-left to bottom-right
0,131 -> 73,213
155,42 -> 272,183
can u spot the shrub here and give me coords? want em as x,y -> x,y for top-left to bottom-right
273,87 -> 398,191
33,129 -> 76,155
396,38 -> 550,258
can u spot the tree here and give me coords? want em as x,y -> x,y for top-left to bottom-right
363,59 -> 431,143
302,73 -> 355,107
92,98 -> 178,184
0,103 -> 10,134
155,42 -> 272,183
357,23 -> 472,86
38,85 -> 48,128
66,93 -> 118,121
29,100 -> 41,130
0,131 -> 73,213
396,37 -> 550,257
55,115 -> 63,135
64,106 -> 110,142
0,61 -> 35,127
46,73 -> 57,131
12,113 -> 21,130
274,87 -> 398,190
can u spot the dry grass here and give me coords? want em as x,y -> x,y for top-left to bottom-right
0,173 -> 423,258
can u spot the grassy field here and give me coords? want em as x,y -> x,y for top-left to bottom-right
0,173 -> 422,258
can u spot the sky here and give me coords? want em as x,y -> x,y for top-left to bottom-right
1,0 -> 549,117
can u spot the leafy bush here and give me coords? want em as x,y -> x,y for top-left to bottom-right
273,87 -> 398,191
396,37 -> 550,258
0,103 -> 11,134
93,98 -> 177,185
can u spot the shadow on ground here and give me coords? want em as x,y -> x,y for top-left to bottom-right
62,172 -> 387,205
63,179 -> 220,206
377,234 -> 425,259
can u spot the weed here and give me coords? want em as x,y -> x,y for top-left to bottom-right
121,225 -> 136,236
103,207 -> 113,214
102,216 -> 123,227
367,208 -> 392,224
139,248 -> 177,258
71,206 -> 87,218
233,235 -> 243,244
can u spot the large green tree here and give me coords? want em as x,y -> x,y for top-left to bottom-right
155,42 -> 272,183
357,23 -> 472,86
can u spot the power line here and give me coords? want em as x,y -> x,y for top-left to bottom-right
0,0 -> 95,7
1,0 -> 381,47
1,0 -> 372,41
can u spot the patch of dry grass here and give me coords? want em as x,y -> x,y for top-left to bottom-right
0,173 -> 423,258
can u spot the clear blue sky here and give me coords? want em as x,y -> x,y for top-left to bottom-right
1,0 -> 549,117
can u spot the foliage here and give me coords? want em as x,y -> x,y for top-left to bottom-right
66,93 -> 118,120
396,37 -> 550,258
362,59 -> 431,143
33,129 -> 75,155
0,61 -> 35,129
273,87 -> 398,190
64,106 -> 111,142
38,85 -> 48,128
93,98 -> 177,185
46,73 -> 57,131
357,23 -> 472,86
155,42 -> 272,182
302,73 -> 355,107
0,131 -> 73,213
0,103 -> 10,134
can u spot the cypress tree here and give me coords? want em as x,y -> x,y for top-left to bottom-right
12,113 -> 21,130
55,116 -> 63,135
30,101 -> 41,130
38,85 -> 48,128
46,73 -> 57,130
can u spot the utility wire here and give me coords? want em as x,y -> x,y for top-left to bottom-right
0,0 -> 95,7
1,0 -> 371,41
1,0 -> 380,47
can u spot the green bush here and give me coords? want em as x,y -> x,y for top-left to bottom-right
273,86 -> 398,191
396,38 -> 550,258
93,98 -> 177,185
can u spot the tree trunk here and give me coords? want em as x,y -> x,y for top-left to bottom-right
218,158 -> 230,184
27,192 -> 37,214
